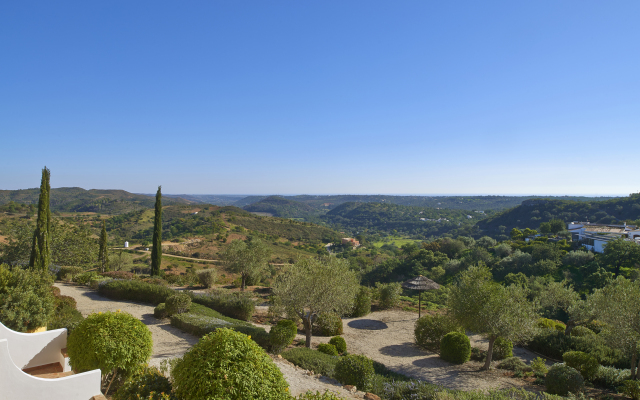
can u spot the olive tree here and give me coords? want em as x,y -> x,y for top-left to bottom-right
221,238 -> 271,290
271,257 -> 359,347
447,265 -> 539,370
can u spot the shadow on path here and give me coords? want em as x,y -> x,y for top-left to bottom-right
347,319 -> 388,330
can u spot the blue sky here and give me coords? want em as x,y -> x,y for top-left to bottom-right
1,1 -> 639,196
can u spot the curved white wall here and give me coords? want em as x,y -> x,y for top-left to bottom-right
0,321 -> 67,370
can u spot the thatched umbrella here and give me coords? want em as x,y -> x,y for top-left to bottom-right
402,275 -> 440,318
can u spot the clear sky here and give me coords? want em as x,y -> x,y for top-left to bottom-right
1,1 -> 639,196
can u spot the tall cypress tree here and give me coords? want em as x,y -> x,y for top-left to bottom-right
29,167 -> 52,271
98,220 -> 109,272
151,186 -> 162,276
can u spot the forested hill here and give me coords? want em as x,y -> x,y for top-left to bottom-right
0,187 -> 189,214
476,193 -> 640,238
243,196 -> 316,218
322,202 -> 487,239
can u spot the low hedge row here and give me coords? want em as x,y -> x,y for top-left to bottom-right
98,279 -> 175,305
281,348 -> 339,377
187,290 -> 255,321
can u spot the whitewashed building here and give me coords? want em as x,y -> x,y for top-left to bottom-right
567,221 -> 640,253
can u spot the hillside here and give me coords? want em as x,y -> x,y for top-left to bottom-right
243,196 -> 316,218
0,187 -> 189,215
476,193 -> 640,237
322,202 -> 487,239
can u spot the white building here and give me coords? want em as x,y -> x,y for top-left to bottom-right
567,221 -> 640,253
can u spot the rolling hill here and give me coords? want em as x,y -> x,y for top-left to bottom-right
243,196 -> 316,218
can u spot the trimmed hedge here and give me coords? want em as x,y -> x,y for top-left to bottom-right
98,279 -> 175,305
563,351 -> 599,381
154,303 -> 168,319
545,364 -> 584,396
113,367 -> 175,400
440,332 -> 471,364
281,348 -> 339,377
318,343 -> 339,356
329,336 -> 347,354
100,271 -> 135,280
350,286 -> 371,317
188,290 -> 255,321
414,313 -> 463,352
165,293 -> 191,316
335,354 -> 375,391
269,320 -> 298,354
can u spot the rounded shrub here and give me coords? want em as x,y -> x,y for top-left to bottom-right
269,319 -> 298,354
172,328 -> 290,400
165,293 -> 191,316
545,364 -> 585,396
414,313 -> 463,352
563,351 -> 599,381
350,286 -> 371,317
440,332 -> 471,364
492,338 -> 513,360
113,367 -> 176,400
314,312 -> 343,336
329,336 -> 347,354
334,354 -> 375,391
377,282 -> 401,310
67,311 -> 152,395
538,318 -> 566,332
570,326 -> 595,337
197,269 -> 217,288
154,303 -> 168,319
0,265 -> 55,332
318,343 -> 339,356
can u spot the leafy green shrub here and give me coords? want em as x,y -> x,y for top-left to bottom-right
440,332 -> 471,364
281,348 -> 339,377
622,380 -> 640,400
297,391 -> 345,400
414,313 -> 463,352
335,354 -> 375,391
570,326 -> 595,337
329,336 -> 347,354
497,357 -> 531,372
545,364 -> 584,396
0,265 -> 55,332
318,343 -> 339,356
377,282 -> 401,310
531,357 -> 549,375
142,277 -> 169,286
197,269 -> 217,288
101,271 -> 135,280
169,302 -> 249,336
165,293 -> 191,316
154,303 -> 168,319
563,351 -> 599,381
98,279 -> 175,305
592,366 -> 631,389
172,328 -> 290,400
189,290 -> 255,321
233,325 -> 271,350
350,286 -> 371,317
48,293 -> 84,334
72,271 -> 100,285
314,312 -> 343,336
57,266 -> 83,281
269,319 -> 298,354
89,276 -> 111,290
67,310 -> 153,395
470,347 -> 487,362
492,338 -> 513,360
538,318 -> 566,332
113,367 -> 176,400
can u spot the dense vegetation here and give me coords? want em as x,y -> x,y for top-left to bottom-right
244,196 -> 317,218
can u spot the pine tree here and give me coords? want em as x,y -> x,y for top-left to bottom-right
98,220 -> 109,272
29,167 -> 52,270
151,186 -> 162,276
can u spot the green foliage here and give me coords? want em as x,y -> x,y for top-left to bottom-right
350,286 -> 371,317
57,266 -> 84,281
0,265 -> 55,331
440,332 -> 471,364
72,271 -> 100,285
221,238 -> 272,290
562,351 -> 600,381
98,279 -> 175,305
197,269 -> 217,288
113,367 -> 176,400
414,313 -> 463,352
154,303 -> 168,319
48,292 -> 84,334
531,357 -> 549,375
232,325 -> 271,350
29,167 -> 52,271
545,364 -> 585,396
329,336 -> 347,354
538,318 -> 566,331
296,391 -> 345,400
377,282 -> 401,310
269,319 -> 298,354
165,293 -> 191,316
497,357 -> 531,372
190,290 -> 255,321
318,343 -> 339,356
168,302 -> 252,337
314,312 -> 343,336
172,328 -> 290,400
98,220 -> 109,272
67,311 -> 152,394
623,380 -> 640,400
492,337 -> 513,360
592,366 -> 631,389
570,326 -> 595,337
281,348 -> 338,377
334,354 -> 375,391
151,186 -> 162,276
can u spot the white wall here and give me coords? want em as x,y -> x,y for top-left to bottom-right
0,322 -> 67,370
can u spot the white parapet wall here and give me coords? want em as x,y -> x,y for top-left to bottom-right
0,321 -> 67,370
0,339 -> 103,400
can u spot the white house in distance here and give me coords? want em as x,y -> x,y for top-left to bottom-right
568,221 -> 640,253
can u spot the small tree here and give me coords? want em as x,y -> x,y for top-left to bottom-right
271,257 -> 359,347
29,167 -> 52,271
447,265 -> 539,370
221,238 -> 271,291
98,220 -> 109,272
151,186 -> 162,276
601,238 -> 640,277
